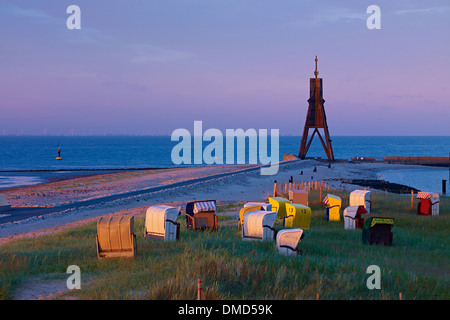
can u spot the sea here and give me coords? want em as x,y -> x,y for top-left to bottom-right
0,136 -> 449,193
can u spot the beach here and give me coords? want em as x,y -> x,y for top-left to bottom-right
0,160 -> 431,245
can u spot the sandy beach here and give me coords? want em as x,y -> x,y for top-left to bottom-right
0,160 -> 428,245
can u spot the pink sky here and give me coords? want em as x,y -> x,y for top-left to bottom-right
0,0 -> 449,136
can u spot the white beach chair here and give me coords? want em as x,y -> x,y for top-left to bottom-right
276,229 -> 304,256
431,193 -> 440,216
349,190 -> 371,214
144,205 -> 180,241
242,211 -> 277,241
343,205 -> 368,230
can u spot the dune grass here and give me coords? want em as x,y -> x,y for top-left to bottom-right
0,190 -> 449,300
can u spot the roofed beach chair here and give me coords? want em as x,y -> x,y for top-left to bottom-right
417,192 -> 439,216
283,203 -> 312,230
268,196 -> 290,223
276,229 -> 304,256
288,189 -> 308,206
323,194 -> 342,221
96,215 -> 137,259
362,217 -> 394,246
185,200 -> 218,231
350,190 -> 372,214
238,204 -> 263,231
343,205 -> 368,230
144,205 -> 180,241
242,210 -> 277,241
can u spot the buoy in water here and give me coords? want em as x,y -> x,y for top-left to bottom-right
56,144 -> 62,160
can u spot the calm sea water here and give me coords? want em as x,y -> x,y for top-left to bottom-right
0,136 -> 449,191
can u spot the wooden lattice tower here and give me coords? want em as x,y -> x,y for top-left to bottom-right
298,56 -> 335,161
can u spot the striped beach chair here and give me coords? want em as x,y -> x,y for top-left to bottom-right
185,200 -> 218,231
323,194 -> 342,221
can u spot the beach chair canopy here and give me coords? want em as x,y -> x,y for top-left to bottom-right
417,192 -> 431,199
242,210 -> 277,241
289,189 -> 308,206
97,215 -> 137,259
185,200 -> 218,231
417,192 -> 439,216
244,202 -> 272,211
349,190 -> 371,213
362,217 -> 394,246
268,197 -> 290,222
343,205 -> 368,230
364,217 -> 394,230
239,205 -> 263,231
145,205 -> 180,241
283,203 -> 312,229
323,194 -> 341,207
323,194 -> 342,221
276,229 -> 304,256
193,200 -> 216,213
344,205 -> 368,219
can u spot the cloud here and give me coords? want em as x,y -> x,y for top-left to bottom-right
393,6 -> 450,15
2,6 -> 59,23
289,5 -> 366,27
129,44 -> 194,64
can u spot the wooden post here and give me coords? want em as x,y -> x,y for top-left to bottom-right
273,182 -> 278,197
319,186 -> 322,204
197,279 -> 205,300
410,190 -> 414,211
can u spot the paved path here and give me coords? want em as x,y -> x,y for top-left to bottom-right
0,162 -> 290,225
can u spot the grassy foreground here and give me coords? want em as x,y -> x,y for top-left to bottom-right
0,190 -> 449,300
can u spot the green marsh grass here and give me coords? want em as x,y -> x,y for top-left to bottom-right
0,190 -> 448,300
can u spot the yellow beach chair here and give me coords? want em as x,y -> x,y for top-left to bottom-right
238,204 -> 262,231
268,196 -> 290,222
323,194 -> 342,221
283,203 -> 312,230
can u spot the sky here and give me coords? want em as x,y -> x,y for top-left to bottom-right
0,0 -> 449,136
